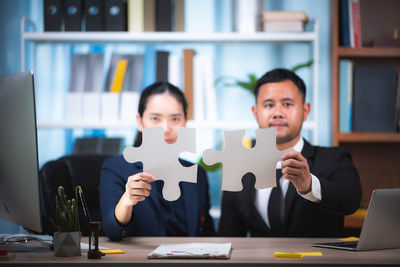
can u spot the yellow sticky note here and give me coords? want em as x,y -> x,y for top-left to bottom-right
296,252 -> 323,256
339,236 -> 359,241
99,249 -> 125,254
274,252 -> 303,258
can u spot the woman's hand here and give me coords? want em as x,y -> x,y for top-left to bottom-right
115,172 -> 155,225
123,172 -> 156,206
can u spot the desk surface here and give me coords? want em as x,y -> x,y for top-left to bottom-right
4,237 -> 400,266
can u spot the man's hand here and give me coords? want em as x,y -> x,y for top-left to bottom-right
281,151 -> 312,194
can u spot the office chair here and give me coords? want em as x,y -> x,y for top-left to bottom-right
39,154 -> 111,236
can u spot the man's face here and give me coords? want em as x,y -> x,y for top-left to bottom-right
252,80 -> 310,147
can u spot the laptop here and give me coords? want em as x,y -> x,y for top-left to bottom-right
312,188 -> 400,251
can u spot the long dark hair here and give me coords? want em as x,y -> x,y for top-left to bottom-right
133,82 -> 188,147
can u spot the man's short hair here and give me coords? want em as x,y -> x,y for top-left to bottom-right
254,68 -> 306,103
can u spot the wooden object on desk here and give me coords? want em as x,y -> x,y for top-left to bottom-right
9,237 -> 400,265
331,0 -> 400,214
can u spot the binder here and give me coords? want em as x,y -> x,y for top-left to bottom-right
63,0 -> 83,31
155,0 -> 171,31
105,0 -> 127,31
44,0 -> 63,31
84,0 -> 105,31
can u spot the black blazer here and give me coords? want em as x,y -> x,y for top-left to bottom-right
218,139 -> 361,238
99,155 -> 215,240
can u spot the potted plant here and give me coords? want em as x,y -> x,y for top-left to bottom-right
52,186 -> 81,257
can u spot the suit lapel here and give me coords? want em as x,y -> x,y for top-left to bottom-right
182,182 -> 199,236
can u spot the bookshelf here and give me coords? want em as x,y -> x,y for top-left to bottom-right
332,0 -> 400,233
21,17 -> 320,144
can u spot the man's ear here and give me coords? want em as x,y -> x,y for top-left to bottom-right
136,113 -> 143,132
303,102 -> 310,121
251,105 -> 258,122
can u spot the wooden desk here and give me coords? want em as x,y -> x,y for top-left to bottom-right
3,237 -> 400,266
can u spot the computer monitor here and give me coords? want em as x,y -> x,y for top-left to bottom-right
0,71 -> 42,233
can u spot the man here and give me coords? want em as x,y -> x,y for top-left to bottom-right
218,68 -> 361,237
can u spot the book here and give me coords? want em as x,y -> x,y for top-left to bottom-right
110,59 -> 129,93
339,60 -> 353,132
127,0 -> 144,32
263,21 -> 304,32
155,0 -> 172,31
352,65 -> 398,132
63,0 -> 83,31
143,0 -> 155,32
84,0 -> 105,31
105,0 -> 127,31
350,0 -> 361,48
156,51 -> 169,82
174,0 -> 185,32
348,0 -> 354,47
183,49 -> 195,120
339,0 -> 350,47
262,10 -> 308,22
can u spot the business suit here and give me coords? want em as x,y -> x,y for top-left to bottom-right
218,139 -> 361,238
99,155 -> 215,240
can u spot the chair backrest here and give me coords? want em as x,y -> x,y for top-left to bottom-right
39,154 -> 110,236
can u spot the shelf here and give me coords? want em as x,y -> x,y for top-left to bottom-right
22,31 -> 317,44
337,47 -> 400,58
37,120 -> 316,130
337,132 -> 400,143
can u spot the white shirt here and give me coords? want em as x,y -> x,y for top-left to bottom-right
255,138 -> 322,228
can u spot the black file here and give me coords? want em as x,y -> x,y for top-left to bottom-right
44,0 -> 63,31
84,0 -> 105,31
105,0 -> 127,31
63,0 -> 83,31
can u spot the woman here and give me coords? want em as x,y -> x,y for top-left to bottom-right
99,81 -> 215,240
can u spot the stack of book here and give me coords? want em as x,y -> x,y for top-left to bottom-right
262,11 -> 308,32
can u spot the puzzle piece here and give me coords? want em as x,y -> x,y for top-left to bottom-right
123,127 -> 197,201
202,128 -> 292,192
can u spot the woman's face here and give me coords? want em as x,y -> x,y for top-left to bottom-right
137,92 -> 187,144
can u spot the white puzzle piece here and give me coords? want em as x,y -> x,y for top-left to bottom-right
202,128 -> 293,191
123,127 -> 197,201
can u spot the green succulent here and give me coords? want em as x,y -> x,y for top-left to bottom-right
52,186 -> 79,232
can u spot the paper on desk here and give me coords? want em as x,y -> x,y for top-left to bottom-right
148,243 -> 232,259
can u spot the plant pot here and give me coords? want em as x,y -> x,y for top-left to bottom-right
53,231 -> 82,257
